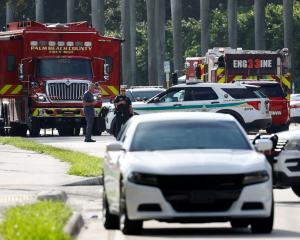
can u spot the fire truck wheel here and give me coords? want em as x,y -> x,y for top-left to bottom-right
29,125 -> 40,137
74,128 -> 80,136
58,127 -> 75,136
10,124 -> 27,137
217,110 -> 245,128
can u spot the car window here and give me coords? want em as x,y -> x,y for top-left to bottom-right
159,89 -> 185,103
258,85 -> 285,98
125,90 -> 135,101
131,90 -> 163,101
130,120 -> 251,151
222,88 -> 262,99
116,118 -> 133,142
185,87 -> 218,101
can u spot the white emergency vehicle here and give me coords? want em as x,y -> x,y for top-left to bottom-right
132,82 -> 271,132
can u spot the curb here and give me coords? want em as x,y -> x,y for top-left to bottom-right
37,190 -> 68,202
62,176 -> 103,186
64,212 -> 84,237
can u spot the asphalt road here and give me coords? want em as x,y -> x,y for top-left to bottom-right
29,124 -> 300,239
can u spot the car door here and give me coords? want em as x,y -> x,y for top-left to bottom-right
132,88 -> 186,114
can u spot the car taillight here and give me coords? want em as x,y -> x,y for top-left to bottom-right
247,101 -> 261,110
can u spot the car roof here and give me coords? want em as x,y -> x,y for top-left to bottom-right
132,112 -> 236,124
127,87 -> 165,92
172,82 -> 247,89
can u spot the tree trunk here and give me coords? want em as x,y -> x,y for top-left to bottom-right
155,0 -> 165,86
254,0 -> 265,50
129,0 -> 137,86
171,0 -> 183,73
121,0 -> 131,86
200,0 -> 210,55
227,0 -> 237,48
283,0 -> 293,53
35,0 -> 44,22
146,0 -> 157,86
6,0 -> 14,25
91,0 -> 105,35
67,0 -> 75,23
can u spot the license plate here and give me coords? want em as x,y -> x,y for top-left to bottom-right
189,190 -> 216,204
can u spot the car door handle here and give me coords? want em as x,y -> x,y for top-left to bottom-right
211,101 -> 220,104
173,104 -> 182,107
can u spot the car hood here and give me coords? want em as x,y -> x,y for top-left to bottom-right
122,149 -> 269,175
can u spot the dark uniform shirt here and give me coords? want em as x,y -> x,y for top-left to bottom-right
114,95 -> 132,116
83,91 -> 95,117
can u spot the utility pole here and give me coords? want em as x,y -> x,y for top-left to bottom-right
200,0 -> 210,55
35,0 -> 44,22
6,0 -> 14,25
254,0 -> 265,50
91,0 -> 105,35
228,0 -> 237,48
129,0 -> 137,85
67,0 -> 75,23
171,0 -> 183,73
283,0 -> 293,52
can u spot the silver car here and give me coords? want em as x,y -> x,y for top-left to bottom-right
102,112 -> 273,235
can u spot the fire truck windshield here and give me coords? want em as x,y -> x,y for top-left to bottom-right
36,58 -> 93,78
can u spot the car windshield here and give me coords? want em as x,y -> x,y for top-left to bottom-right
36,58 -> 93,78
258,84 -> 285,98
130,90 -> 163,101
130,120 -> 251,151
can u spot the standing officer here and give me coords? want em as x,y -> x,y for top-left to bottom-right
114,85 -> 133,137
83,82 -> 96,142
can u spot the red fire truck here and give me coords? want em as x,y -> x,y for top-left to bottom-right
0,21 -> 121,137
186,47 -> 291,132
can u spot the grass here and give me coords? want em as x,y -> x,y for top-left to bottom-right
0,137 -> 103,177
0,201 -> 73,240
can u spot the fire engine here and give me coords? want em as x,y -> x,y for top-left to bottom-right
185,47 -> 291,132
0,21 -> 121,137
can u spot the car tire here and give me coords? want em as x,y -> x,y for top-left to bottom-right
119,184 -> 143,235
291,185 -> 300,197
230,219 -> 249,228
250,199 -> 274,234
102,190 -> 119,229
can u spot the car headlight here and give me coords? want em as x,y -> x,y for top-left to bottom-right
243,171 -> 269,186
127,172 -> 159,186
284,140 -> 300,151
33,94 -> 48,102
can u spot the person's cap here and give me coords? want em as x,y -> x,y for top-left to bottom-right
120,85 -> 127,90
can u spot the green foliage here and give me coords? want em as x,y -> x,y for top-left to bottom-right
0,201 -> 72,240
0,137 -> 103,177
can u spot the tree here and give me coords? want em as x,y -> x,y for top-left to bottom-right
91,0 -> 104,35
146,0 -> 157,85
228,0 -> 237,48
200,0 -> 210,55
254,0 -> 266,49
171,0 -> 183,72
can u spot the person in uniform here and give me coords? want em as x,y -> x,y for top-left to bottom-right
82,82 -> 96,142
113,86 -> 133,137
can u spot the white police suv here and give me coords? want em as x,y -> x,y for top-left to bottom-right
132,82 -> 271,131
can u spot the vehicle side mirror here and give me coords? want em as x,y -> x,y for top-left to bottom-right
18,63 -> 24,81
106,142 -> 124,151
254,139 -> 273,152
153,97 -> 160,103
143,97 -> 148,101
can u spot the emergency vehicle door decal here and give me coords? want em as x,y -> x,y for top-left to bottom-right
0,85 -> 23,95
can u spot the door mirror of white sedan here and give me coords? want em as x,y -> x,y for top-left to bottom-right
254,139 -> 273,152
106,142 -> 124,152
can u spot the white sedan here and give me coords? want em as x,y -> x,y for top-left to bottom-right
290,94 -> 300,123
273,129 -> 300,197
102,112 -> 274,235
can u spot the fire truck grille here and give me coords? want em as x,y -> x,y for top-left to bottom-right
47,82 -> 88,101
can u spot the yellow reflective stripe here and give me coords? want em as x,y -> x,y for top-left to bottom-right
99,86 -> 109,95
32,109 -> 39,116
107,85 -> 119,96
0,85 -> 12,95
217,77 -> 225,83
282,76 -> 291,89
233,76 -> 242,80
217,68 -> 224,75
11,85 -> 23,94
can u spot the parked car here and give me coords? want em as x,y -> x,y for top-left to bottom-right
104,86 -> 165,135
228,80 -> 289,132
132,82 -> 271,132
271,129 -> 300,197
102,112 -> 274,235
290,93 -> 300,123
